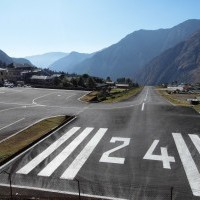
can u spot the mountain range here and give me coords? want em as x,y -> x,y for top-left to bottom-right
49,51 -> 94,72
138,30 -> 200,85
65,19 -> 200,81
1,19 -> 200,84
25,52 -> 68,68
0,50 -> 32,66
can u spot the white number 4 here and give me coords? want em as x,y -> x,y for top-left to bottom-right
143,140 -> 175,169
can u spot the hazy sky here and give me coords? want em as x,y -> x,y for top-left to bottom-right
1,0 -> 200,57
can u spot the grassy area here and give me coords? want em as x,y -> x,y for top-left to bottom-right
109,88 -> 126,94
81,87 -> 143,103
0,115 -> 71,164
104,87 -> 143,103
157,89 -> 200,113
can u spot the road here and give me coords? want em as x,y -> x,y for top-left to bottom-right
0,86 -> 200,200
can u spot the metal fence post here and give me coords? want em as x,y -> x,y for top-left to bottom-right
75,178 -> 81,200
171,187 -> 173,200
0,171 -> 12,199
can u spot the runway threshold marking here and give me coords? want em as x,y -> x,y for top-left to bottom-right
0,118 -> 25,132
38,127 -> 94,177
189,134 -> 200,154
17,127 -> 81,174
61,128 -> 107,180
172,133 -> 200,196
17,127 -> 107,179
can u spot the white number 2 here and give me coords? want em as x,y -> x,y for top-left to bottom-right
143,140 -> 175,169
99,137 -> 130,164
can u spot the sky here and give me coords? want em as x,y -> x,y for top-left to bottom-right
1,0 -> 200,57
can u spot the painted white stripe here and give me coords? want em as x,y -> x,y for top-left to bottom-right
17,127 -> 80,175
189,134 -> 200,154
141,103 -> 145,111
65,93 -> 76,100
61,128 -> 107,180
0,118 -> 25,132
144,88 -> 149,101
172,133 -> 200,196
0,116 -> 77,172
32,92 -> 56,104
0,183 -> 127,200
38,127 -> 94,177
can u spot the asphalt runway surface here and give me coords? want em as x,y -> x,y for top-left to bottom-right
0,86 -> 200,200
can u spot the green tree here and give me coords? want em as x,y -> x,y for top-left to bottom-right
106,76 -> 112,82
78,76 -> 85,87
54,77 -> 61,86
70,78 -> 78,87
62,78 -> 70,87
86,77 -> 96,89
82,74 -> 89,79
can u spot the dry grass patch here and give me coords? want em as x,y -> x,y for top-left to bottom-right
157,89 -> 200,113
0,115 -> 71,164
80,91 -> 99,102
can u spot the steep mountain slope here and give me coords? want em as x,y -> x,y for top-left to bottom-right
50,52 -> 94,72
0,50 -> 13,65
71,19 -> 200,79
138,30 -> 200,85
25,52 -> 68,68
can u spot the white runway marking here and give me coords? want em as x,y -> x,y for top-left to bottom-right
143,140 -> 175,169
17,127 -> 80,175
141,103 -> 145,111
32,92 -> 56,104
61,128 -> 107,180
38,127 -> 94,177
100,137 -> 130,164
144,88 -> 149,101
65,93 -> 76,100
0,118 -> 25,132
172,133 -> 200,196
189,134 -> 200,154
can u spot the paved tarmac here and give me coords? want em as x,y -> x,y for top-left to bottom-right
0,86 -> 200,200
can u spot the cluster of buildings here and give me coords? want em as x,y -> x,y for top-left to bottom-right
0,64 -> 61,87
167,83 -> 200,93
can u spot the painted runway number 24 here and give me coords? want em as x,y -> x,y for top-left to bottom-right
143,140 -> 175,169
99,138 -> 175,169
99,137 -> 130,164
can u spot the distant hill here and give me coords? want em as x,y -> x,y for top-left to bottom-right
25,52 -> 68,68
0,50 -> 33,66
0,50 -> 13,65
12,57 -> 33,65
50,51 -> 94,72
69,19 -> 200,80
138,30 -> 200,85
